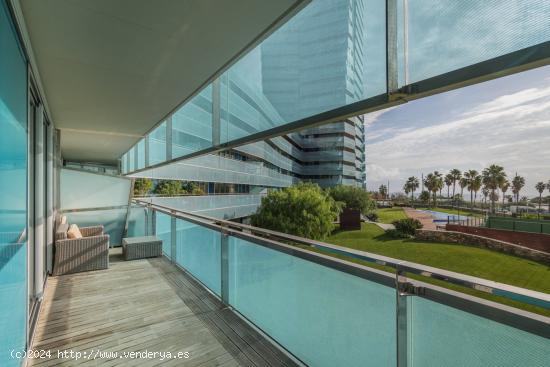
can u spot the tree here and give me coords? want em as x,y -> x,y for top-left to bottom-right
378,184 -> 388,200
327,185 -> 374,215
481,164 -> 507,213
449,169 -> 462,198
404,176 -> 419,204
424,172 -> 443,208
535,182 -> 546,215
251,182 -> 341,240
403,182 -> 410,201
472,175 -> 482,207
500,180 -> 510,209
464,170 -> 479,209
133,178 -> 153,197
183,181 -> 205,195
512,175 -> 525,204
444,174 -> 453,198
154,180 -> 183,196
481,186 -> 490,208
459,177 -> 468,202
418,191 -> 431,205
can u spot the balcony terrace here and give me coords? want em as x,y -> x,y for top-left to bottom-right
30,248 -> 298,367
28,200 -> 550,366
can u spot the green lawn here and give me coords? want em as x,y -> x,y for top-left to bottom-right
416,206 -> 484,218
376,207 -> 407,223
321,223 -> 550,316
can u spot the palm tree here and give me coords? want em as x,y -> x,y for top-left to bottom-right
449,169 -> 462,198
405,176 -> 419,204
403,182 -> 410,201
444,174 -> 453,199
472,175 -> 482,208
535,182 -> 546,216
458,177 -> 468,208
378,184 -> 388,200
424,172 -> 443,208
464,169 -> 479,209
500,180 -> 510,210
511,175 -> 525,204
481,165 -> 507,213
482,186 -> 490,209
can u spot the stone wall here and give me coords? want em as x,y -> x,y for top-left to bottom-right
415,229 -> 550,264
446,224 -> 550,253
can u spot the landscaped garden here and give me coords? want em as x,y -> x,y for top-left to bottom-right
375,207 -> 407,223
251,182 -> 549,316
322,223 -> 550,316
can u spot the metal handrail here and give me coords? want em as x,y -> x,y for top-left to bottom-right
134,199 -> 550,310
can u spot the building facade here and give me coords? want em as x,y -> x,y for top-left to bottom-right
122,0 -> 368,191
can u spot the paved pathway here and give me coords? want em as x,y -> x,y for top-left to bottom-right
372,222 -> 395,231
403,207 -> 438,230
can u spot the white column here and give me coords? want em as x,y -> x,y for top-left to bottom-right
34,105 -> 45,300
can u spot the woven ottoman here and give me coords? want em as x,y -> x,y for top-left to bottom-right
122,236 -> 162,260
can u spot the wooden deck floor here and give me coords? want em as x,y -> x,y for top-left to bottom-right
30,249 -> 299,367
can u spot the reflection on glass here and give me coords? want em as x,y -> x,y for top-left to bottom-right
408,297 -> 550,367
398,0 -> 550,85
0,2 -> 28,365
172,85 -> 213,158
148,121 -> 166,165
175,219 -> 221,295
155,212 -> 172,257
222,0 -> 386,142
228,236 -> 396,367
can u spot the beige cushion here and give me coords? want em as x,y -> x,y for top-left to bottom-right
67,224 -> 83,239
60,215 -> 67,224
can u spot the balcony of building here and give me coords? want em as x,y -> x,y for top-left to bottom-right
29,200 -> 550,367
2,0 -> 550,366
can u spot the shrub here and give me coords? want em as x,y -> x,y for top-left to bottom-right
133,178 -> 153,197
327,185 -> 375,215
392,218 -> 423,236
251,182 -> 342,240
153,180 -> 183,196
365,212 -> 379,222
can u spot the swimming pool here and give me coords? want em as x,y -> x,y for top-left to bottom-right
419,210 -> 471,222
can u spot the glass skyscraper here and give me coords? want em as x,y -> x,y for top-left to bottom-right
123,0 -> 368,189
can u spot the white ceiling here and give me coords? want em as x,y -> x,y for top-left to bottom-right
20,0 -> 304,164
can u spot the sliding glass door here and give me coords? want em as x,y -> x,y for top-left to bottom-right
0,2 -> 29,365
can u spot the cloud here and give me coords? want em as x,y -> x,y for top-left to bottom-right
366,164 -> 400,182
363,106 -> 399,127
365,70 -> 550,196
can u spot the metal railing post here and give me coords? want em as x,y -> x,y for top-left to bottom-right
151,208 -> 156,235
396,264 -> 409,367
171,213 -> 177,263
221,226 -> 229,305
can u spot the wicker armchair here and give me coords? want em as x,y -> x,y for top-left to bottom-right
53,224 -> 109,275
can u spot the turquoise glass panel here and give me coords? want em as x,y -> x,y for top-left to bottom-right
175,219 -> 221,295
148,121 -> 166,165
221,0 -> 386,143
408,297 -> 550,367
128,146 -> 135,172
228,237 -> 396,367
122,0 -> 386,170
0,2 -> 28,365
126,206 -> 147,237
399,0 -> 550,85
64,209 -> 127,246
136,139 -> 145,170
155,212 -> 172,257
172,85 -> 213,158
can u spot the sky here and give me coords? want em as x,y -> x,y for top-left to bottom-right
364,65 -> 550,198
